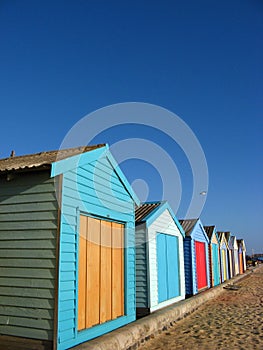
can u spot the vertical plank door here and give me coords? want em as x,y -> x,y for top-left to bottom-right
166,235 -> 180,299
111,222 -> 124,319
212,243 -> 220,286
78,216 -> 125,331
195,241 -> 207,290
86,217 -> 101,328
157,234 -> 168,303
100,220 -> 112,323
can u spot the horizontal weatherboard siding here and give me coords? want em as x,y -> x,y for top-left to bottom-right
0,171 -> 58,341
57,154 -> 136,350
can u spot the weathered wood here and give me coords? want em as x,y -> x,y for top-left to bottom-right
112,222 -> 124,319
100,220 -> 112,323
0,278 -> 55,289
0,286 -> 54,299
0,306 -> 53,320
86,216 -> 100,328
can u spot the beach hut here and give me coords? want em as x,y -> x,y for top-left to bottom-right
180,219 -> 210,296
0,145 -> 139,350
217,232 -> 229,282
228,235 -> 239,277
135,201 -> 185,316
225,232 -> 233,279
237,239 -> 247,274
204,226 -> 221,287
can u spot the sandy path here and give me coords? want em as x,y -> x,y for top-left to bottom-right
140,266 -> 263,349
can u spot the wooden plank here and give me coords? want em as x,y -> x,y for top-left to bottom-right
0,278 -> 55,289
0,315 -> 52,330
0,240 -> 56,249
100,220 -> 112,323
0,182 -> 55,196
86,217 -> 100,328
0,259 -> 55,269
0,192 -> 56,205
0,211 -> 57,222
0,230 -> 56,241
0,296 -> 54,309
77,215 -> 87,331
0,249 -> 56,259
0,201 -> 57,214
0,306 -> 53,320
0,267 -> 55,279
0,287 -> 54,299
0,221 -> 57,231
111,222 -> 124,319
0,325 -> 53,341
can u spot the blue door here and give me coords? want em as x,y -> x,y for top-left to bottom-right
157,234 -> 168,302
157,234 -> 180,303
212,243 -> 220,286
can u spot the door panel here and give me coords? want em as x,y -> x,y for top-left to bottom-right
195,241 -> 207,290
86,217 -> 100,328
166,235 -> 180,298
212,244 -> 220,286
112,222 -> 124,319
78,215 -> 124,331
157,234 -> 168,303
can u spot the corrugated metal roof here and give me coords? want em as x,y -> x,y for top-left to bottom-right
135,202 -> 162,223
179,219 -> 198,236
204,225 -> 215,239
0,145 -> 105,173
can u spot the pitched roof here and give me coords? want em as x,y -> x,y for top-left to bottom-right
217,231 -> 224,242
0,145 -> 105,173
135,202 -> 162,223
224,232 -> 231,242
179,219 -> 198,236
203,225 -> 215,239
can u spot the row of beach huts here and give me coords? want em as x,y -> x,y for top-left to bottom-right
0,144 -> 247,350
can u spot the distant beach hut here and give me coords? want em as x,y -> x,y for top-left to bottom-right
180,219 -> 210,296
0,145 -> 139,350
135,201 -> 185,316
204,226 -> 221,287
228,235 -> 239,277
237,239 -> 247,274
225,232 -> 234,279
217,232 -> 230,282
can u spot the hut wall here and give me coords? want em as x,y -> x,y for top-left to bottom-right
0,171 -> 58,343
192,224 -> 210,292
135,222 -> 148,309
55,154 -> 136,349
147,209 -> 185,311
183,237 -> 193,295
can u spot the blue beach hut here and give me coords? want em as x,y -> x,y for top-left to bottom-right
180,219 -> 210,296
204,226 -> 221,287
135,201 -> 185,317
0,145 -> 139,350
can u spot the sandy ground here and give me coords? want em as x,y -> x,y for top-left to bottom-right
140,266 -> 263,350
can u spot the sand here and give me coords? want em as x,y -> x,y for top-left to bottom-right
140,266 -> 263,350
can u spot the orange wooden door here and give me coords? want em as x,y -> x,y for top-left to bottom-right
78,216 -> 124,331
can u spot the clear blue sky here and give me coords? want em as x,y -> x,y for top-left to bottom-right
0,0 -> 262,254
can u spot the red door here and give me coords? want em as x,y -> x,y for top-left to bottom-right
195,241 -> 207,290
